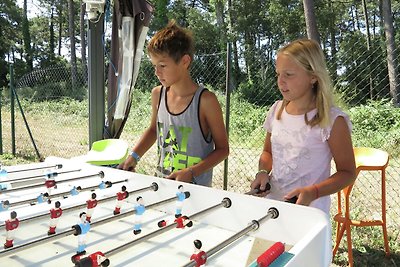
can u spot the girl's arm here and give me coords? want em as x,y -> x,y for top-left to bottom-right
250,133 -> 273,196
285,116 -> 357,205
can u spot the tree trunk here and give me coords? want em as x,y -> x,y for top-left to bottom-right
214,0 -> 227,50
58,0 -> 63,56
227,0 -> 239,90
328,1 -> 338,84
49,5 -> 55,61
381,0 -> 399,106
302,0 -> 320,43
362,0 -> 373,99
68,0 -> 77,88
22,0 -> 33,70
80,2 -> 87,83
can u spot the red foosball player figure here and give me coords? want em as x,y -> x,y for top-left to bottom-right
158,215 -> 193,229
190,239 -> 207,267
113,186 -> 129,215
73,251 -> 110,267
86,193 -> 98,223
48,201 -> 63,235
4,211 -> 19,249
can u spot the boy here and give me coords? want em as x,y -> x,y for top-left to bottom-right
119,20 -> 229,187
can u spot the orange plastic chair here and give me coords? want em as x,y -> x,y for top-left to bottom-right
332,147 -> 390,266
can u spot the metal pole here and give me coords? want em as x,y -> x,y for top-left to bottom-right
181,207 -> 279,267
88,14 -> 105,148
9,64 -> 15,155
5,168 -> 80,183
0,84 -> 3,154
223,42 -> 232,191
6,163 -> 62,174
1,171 -> 104,194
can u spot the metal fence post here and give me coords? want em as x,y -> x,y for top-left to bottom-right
0,82 -> 2,154
223,43 -> 232,190
9,64 -> 15,155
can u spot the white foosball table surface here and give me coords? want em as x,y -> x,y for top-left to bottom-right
0,157 -> 332,267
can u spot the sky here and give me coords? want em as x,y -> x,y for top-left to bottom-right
16,0 -> 43,18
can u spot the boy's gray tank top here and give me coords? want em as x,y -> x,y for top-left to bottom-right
155,85 -> 214,186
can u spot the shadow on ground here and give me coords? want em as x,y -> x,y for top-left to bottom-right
333,246 -> 400,267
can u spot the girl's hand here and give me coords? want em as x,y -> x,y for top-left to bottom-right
250,171 -> 271,197
166,168 -> 193,183
284,185 -> 318,206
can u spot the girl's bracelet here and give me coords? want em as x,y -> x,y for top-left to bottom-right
256,169 -> 271,176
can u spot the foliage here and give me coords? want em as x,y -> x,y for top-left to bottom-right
0,0 -> 23,88
17,97 -> 89,117
349,99 -> 400,157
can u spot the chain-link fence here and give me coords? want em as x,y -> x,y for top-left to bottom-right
1,37 -> 400,254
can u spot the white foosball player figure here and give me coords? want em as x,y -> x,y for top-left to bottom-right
48,201 -> 63,235
4,211 -> 19,249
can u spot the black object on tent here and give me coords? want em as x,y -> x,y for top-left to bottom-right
105,0 -> 153,139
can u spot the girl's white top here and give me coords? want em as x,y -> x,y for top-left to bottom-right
264,100 -> 352,214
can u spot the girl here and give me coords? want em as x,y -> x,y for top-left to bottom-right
250,39 -> 356,214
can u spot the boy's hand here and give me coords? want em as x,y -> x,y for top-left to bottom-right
118,156 -> 137,172
166,169 -> 193,183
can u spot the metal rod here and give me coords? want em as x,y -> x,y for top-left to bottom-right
6,168 -> 81,183
5,179 -> 128,208
0,184 -> 170,257
0,171 -> 104,194
6,164 -> 63,174
0,183 -> 158,228
105,197 -> 232,257
181,207 -> 279,267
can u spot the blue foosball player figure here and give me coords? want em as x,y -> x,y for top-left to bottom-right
175,185 -> 187,218
133,196 -> 146,235
71,212 -> 91,258
0,200 -> 10,212
70,186 -> 82,196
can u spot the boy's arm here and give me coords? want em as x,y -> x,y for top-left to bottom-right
118,86 -> 160,171
195,91 -> 230,174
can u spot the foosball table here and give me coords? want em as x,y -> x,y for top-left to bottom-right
0,157 -> 332,266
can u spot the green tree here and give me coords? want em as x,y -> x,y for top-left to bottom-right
0,0 -> 23,88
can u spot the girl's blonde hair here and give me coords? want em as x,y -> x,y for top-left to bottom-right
276,39 -> 334,127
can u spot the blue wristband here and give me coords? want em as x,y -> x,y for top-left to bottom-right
131,151 -> 141,162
